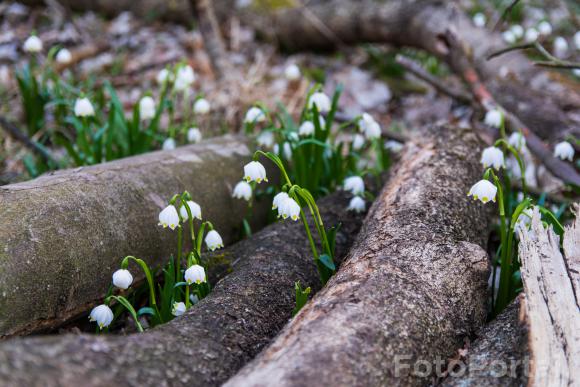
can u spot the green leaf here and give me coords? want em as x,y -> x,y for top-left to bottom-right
318,254 -> 336,271
137,307 -> 156,317
327,223 -> 342,258
292,281 -> 311,317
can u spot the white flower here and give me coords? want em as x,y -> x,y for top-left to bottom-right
364,121 -> 382,140
274,142 -> 292,159
233,181 -> 252,201
205,230 -> 224,251
139,96 -> 156,120
553,36 -> 569,58
284,64 -> 301,81
174,65 -> 195,91
74,97 -> 95,117
272,192 -> 289,210
156,68 -> 173,85
508,132 -> 526,149
574,69 -> 580,78
162,138 -> 176,150
190,294 -> 199,304
537,21 -> 552,36
172,302 -> 186,316
243,161 -> 268,183
347,196 -> 366,213
194,98 -> 210,115
299,121 -> 315,137
308,92 -> 331,113
575,31 -> 580,50
184,264 -> 206,285
277,197 -> 301,221
187,127 -> 202,143
89,304 -> 114,329
510,25 -> 524,39
244,107 -> 265,124
525,28 -> 539,43
257,131 -> 275,147
112,269 -> 133,290
352,134 -> 365,150
159,205 -> 179,230
502,30 -> 516,44
484,109 -> 502,128
179,200 -> 202,221
468,180 -> 497,204
385,140 -> 403,152
480,146 -> 505,170
56,48 -> 72,64
343,176 -> 365,196
554,141 -> 574,161
23,35 -> 42,53
473,13 -> 486,28
358,113 -> 376,132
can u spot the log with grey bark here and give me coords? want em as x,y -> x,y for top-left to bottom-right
518,205 -> 580,387
440,298 -> 529,387
224,124 -> 491,387
0,189 -> 367,387
0,135 -> 272,338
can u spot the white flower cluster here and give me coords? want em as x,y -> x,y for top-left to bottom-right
343,176 -> 366,213
358,113 -> 381,140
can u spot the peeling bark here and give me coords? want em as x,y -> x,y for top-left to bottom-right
518,205 -> 580,387
0,135 -> 272,338
0,189 -> 367,387
224,124 -> 491,387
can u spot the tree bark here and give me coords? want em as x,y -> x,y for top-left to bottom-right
0,189 -> 367,387
224,124 -> 491,387
518,205 -> 580,387
0,135 -> 272,338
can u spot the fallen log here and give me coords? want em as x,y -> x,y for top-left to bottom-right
0,189 -> 367,387
440,298 -> 529,387
224,124 -> 491,386
0,135 -> 272,338
518,205 -> 580,387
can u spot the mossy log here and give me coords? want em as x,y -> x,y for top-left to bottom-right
224,124 -> 491,386
0,188 -> 367,387
0,135 -> 272,337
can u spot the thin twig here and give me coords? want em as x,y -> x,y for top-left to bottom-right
492,0 -> 521,32
487,42 -> 580,69
0,117 -> 56,164
395,54 -> 473,104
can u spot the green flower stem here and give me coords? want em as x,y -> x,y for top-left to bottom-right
491,171 -> 510,314
176,225 -> 183,281
121,256 -> 160,318
185,285 -> 191,309
495,139 -> 527,195
107,295 -> 144,332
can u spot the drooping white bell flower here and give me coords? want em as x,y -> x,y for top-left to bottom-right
284,64 -> 301,81
187,127 -> 202,143
510,25 -> 524,39
190,294 -> 199,304
194,98 -> 211,115
525,28 -> 539,43
574,69 -> 580,78
480,146 -> 505,170
364,121 -> 382,140
156,68 -> 173,85
159,205 -> 180,230
257,131 -> 275,148
502,30 -> 516,44
162,138 -> 176,150
473,13 -> 486,28
184,264 -> 206,285
56,48 -> 72,64
272,192 -> 289,210
343,176 -> 365,196
352,134 -> 365,150
139,96 -> 156,121
358,113 -> 376,132
172,302 -> 186,316
233,181 -> 252,201
205,230 -> 224,251
575,31 -> 580,50
89,304 -> 114,329
243,161 -> 268,183
244,107 -> 265,123
179,200 -> 202,221
299,121 -> 315,137
385,140 -> 403,153
174,65 -> 195,91
537,21 -> 552,36
308,92 -> 331,113
23,35 -> 43,53
277,197 -> 301,221
484,109 -> 502,128
274,142 -> 292,160
468,180 -> 497,204
553,36 -> 569,58
74,97 -> 95,117
112,269 -> 133,290
554,141 -> 574,161
347,196 -> 366,213
508,132 -> 526,149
